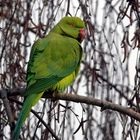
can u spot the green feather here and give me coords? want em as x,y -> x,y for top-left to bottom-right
12,92 -> 43,140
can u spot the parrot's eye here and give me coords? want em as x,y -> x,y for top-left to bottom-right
68,24 -> 75,28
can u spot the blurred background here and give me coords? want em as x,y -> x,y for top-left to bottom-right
0,0 -> 140,139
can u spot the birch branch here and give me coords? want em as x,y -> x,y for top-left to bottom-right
1,88 -> 140,122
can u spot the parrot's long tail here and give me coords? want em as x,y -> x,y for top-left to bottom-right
12,92 -> 43,140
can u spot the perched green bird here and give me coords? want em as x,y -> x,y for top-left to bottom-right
12,16 -> 86,139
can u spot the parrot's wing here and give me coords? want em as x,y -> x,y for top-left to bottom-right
25,32 -> 82,96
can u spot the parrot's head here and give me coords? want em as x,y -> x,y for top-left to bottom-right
53,16 -> 86,42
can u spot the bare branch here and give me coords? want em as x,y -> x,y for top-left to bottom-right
1,88 -> 140,122
44,93 -> 140,122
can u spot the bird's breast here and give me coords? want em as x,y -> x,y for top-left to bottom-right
53,70 -> 76,92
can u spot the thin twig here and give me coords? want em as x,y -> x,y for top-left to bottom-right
65,0 -> 70,16
0,89 -> 14,130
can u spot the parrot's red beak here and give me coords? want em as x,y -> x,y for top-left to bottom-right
79,28 -> 86,42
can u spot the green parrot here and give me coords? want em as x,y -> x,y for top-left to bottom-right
12,16 -> 86,139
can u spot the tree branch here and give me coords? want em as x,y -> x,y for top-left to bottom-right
44,93 -> 140,122
45,93 -> 140,121
2,88 -> 140,122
